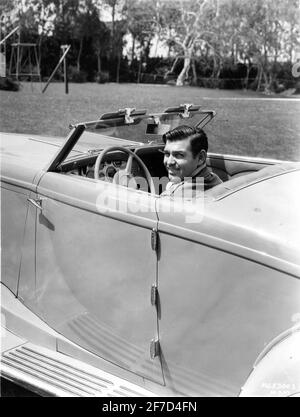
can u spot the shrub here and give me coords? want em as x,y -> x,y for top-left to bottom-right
294,81 -> 300,94
197,78 -> 219,89
68,66 -> 87,83
96,71 -> 109,83
271,80 -> 285,93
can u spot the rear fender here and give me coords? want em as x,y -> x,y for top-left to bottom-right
240,324 -> 300,397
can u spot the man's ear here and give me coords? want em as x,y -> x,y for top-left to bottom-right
197,149 -> 207,166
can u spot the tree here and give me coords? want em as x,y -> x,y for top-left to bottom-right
232,0 -> 299,92
102,0 -> 126,81
159,0 -> 218,86
123,0 -> 158,83
125,0 -> 156,62
103,0 -> 121,57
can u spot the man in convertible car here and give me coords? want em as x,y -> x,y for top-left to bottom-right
161,125 -> 222,197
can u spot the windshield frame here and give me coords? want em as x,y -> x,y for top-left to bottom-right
47,106 -> 216,173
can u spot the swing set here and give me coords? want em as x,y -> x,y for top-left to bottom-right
0,25 -> 70,94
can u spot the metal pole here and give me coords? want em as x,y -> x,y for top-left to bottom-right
28,45 -> 33,90
16,43 -> 20,81
42,44 -> 70,93
16,28 -> 21,81
0,26 -> 19,46
64,56 -> 68,94
8,46 -> 13,77
34,45 -> 42,88
62,45 -> 68,94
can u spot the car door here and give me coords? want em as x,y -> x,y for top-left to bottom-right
1,182 -> 31,295
156,195 -> 300,396
1,155 -> 37,296
24,171 -> 163,384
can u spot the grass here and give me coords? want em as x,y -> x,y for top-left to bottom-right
1,82 -> 300,161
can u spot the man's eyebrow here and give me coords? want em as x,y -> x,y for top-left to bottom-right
159,149 -> 186,155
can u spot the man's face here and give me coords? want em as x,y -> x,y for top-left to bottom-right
163,138 -> 201,183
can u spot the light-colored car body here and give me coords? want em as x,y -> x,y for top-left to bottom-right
1,106 -> 300,397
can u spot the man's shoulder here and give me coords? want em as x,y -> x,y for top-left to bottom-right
163,166 -> 223,197
194,166 -> 223,190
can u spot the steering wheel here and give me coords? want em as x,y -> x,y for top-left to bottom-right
94,146 -> 156,195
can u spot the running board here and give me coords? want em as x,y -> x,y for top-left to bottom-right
1,343 -> 156,397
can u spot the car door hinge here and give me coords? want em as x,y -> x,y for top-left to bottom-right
150,338 -> 160,359
151,228 -> 158,251
27,197 -> 44,211
151,284 -> 158,306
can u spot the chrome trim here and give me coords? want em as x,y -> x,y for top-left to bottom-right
27,197 -> 44,210
151,284 -> 158,307
150,339 -> 160,360
253,323 -> 300,367
151,228 -> 158,251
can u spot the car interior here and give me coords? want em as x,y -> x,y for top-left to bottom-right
56,106 -> 283,195
59,143 -> 275,195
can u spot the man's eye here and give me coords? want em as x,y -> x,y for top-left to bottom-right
173,153 -> 184,158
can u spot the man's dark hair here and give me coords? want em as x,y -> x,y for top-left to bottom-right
162,125 -> 208,157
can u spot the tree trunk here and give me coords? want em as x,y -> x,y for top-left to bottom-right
137,58 -> 142,83
231,44 -> 234,63
176,55 -> 191,86
243,57 -> 252,90
131,36 -> 135,62
262,70 -> 271,94
191,59 -> 197,85
144,40 -> 151,64
116,52 -> 121,83
97,51 -> 101,74
216,61 -> 222,79
111,3 -> 116,58
290,25 -> 294,62
170,57 -> 179,73
212,54 -> 218,78
168,42 -> 172,58
263,70 -> 273,94
256,65 -> 263,91
112,4 -> 115,39
244,63 -> 250,90
77,38 -> 83,71
38,35 -> 42,70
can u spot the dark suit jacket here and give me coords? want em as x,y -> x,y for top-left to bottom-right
163,165 -> 223,198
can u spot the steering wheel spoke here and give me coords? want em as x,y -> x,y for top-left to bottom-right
94,146 -> 155,195
125,154 -> 133,174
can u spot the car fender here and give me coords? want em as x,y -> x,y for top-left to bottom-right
239,323 -> 300,397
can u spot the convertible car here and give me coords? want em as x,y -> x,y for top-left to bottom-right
1,104 -> 300,397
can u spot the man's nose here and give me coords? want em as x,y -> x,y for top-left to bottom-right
166,154 -> 176,166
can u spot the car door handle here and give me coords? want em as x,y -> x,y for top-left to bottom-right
28,197 -> 44,211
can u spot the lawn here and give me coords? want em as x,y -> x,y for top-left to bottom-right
1,82 -> 299,161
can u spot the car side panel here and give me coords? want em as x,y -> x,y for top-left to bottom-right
157,231 -> 300,396
156,193 -> 300,396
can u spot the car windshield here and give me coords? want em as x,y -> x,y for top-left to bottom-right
64,106 -> 215,162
